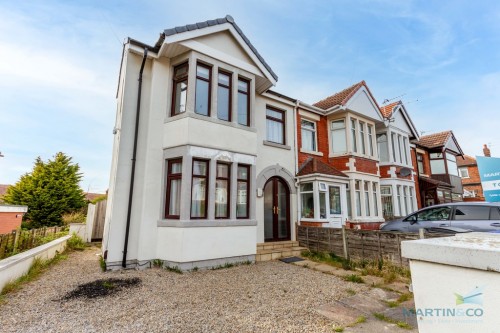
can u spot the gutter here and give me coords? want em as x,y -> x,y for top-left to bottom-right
122,47 -> 148,268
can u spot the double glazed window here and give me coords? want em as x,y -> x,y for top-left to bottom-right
266,107 -> 285,144
236,165 -> 250,218
331,120 -> 347,154
217,71 -> 231,121
195,63 -> 211,116
459,167 -> 469,178
301,119 -> 317,151
417,154 -> 424,174
237,78 -> 250,126
172,63 -> 188,116
165,159 -> 183,219
389,131 -> 410,165
215,163 -> 230,218
191,159 -> 209,218
300,183 -> 314,218
446,153 -> 458,176
377,133 -> 389,162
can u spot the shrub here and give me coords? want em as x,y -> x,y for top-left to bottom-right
62,212 -> 86,225
67,234 -> 86,251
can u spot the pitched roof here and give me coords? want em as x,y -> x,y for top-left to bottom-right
379,101 -> 401,118
457,154 -> 476,167
297,158 -> 348,178
313,81 -> 365,110
162,15 -> 278,81
0,184 -> 10,197
418,176 -> 453,188
415,131 -> 453,149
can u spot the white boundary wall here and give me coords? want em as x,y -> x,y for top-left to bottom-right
0,235 -> 70,292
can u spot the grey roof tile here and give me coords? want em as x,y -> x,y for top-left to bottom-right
196,21 -> 208,29
175,26 -> 187,33
186,24 -> 198,31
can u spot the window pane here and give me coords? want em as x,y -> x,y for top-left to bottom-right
215,179 -> 229,218
218,72 -> 230,86
301,192 -> 314,218
377,133 -> 389,162
368,125 -> 374,156
267,118 -> 284,144
267,109 -> 283,120
301,129 -> 316,151
217,86 -> 230,121
237,92 -> 248,126
355,190 -> 361,216
168,179 -> 182,216
238,79 -> 248,92
196,65 -> 210,79
174,64 -> 188,78
403,137 -> 409,165
319,192 -> 326,219
217,164 -> 229,178
332,126 -> 347,154
360,122 -> 366,154
236,181 -> 248,217
430,159 -> 446,174
454,206 -> 490,220
301,120 -> 314,129
195,79 -> 210,115
191,177 -> 206,217
447,154 -> 458,176
237,166 -> 248,179
351,119 -> 357,152
193,160 -> 207,176
430,153 -> 443,158
329,186 -> 341,214
174,81 -> 187,114
490,207 -> 500,220
300,183 -> 313,192
171,161 -> 182,174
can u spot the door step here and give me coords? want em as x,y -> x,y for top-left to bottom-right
256,240 -> 299,251
256,243 -> 307,262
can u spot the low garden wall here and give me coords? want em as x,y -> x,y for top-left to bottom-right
0,235 -> 71,292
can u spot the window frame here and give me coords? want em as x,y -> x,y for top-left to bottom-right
301,119 -> 317,152
171,62 -> 189,117
266,106 -> 286,145
459,167 -> 470,178
165,158 -> 183,219
417,153 -> 425,174
190,159 -> 209,219
367,125 -> 374,156
194,62 -> 212,116
237,77 -> 250,126
351,118 -> 358,153
359,121 -> 366,155
217,70 -> 232,122
214,162 -> 231,219
236,164 -> 250,219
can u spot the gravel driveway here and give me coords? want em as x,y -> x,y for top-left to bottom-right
0,246 -> 368,333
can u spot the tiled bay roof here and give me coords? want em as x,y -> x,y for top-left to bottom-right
380,101 -> 401,118
313,81 -> 365,110
415,131 -> 452,149
457,154 -> 476,167
297,157 -> 348,178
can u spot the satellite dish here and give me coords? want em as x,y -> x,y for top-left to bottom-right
399,168 -> 412,177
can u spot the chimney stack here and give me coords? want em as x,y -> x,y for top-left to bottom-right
483,144 -> 491,157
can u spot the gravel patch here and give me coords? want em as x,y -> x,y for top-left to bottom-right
0,246 -> 368,333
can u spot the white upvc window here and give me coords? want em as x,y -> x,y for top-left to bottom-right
331,119 -> 347,154
364,181 -> 370,216
301,119 -> 317,152
372,182 -> 379,217
359,121 -> 366,155
459,167 -> 470,178
351,118 -> 358,153
367,125 -> 374,156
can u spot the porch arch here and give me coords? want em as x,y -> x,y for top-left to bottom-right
256,165 -> 296,194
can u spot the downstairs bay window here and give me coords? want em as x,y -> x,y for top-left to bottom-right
215,162 -> 230,219
300,181 -> 346,221
165,158 -> 182,219
300,183 -> 314,218
191,159 -> 209,218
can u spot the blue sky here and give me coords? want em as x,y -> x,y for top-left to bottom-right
1,0 -> 499,192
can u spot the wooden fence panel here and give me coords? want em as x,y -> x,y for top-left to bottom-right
91,200 -> 106,240
297,226 -> 451,267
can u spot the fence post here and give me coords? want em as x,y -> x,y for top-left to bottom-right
419,228 -> 425,239
13,228 -> 20,252
341,226 -> 349,259
397,233 -> 402,266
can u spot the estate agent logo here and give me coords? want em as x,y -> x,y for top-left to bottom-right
454,286 -> 484,306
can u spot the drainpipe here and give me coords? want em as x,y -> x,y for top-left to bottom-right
122,47 -> 148,268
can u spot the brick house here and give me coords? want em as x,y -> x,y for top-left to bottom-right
296,81 -> 385,230
457,144 -> 491,201
0,205 -> 27,234
377,101 -> 419,219
412,131 -> 464,207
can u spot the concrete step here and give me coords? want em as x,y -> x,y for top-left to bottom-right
256,240 -> 299,251
256,246 -> 307,262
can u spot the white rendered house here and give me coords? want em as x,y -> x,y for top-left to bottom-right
102,16 -> 298,270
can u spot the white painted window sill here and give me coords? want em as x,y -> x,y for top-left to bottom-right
263,141 -> 291,150
300,149 -> 323,156
157,219 -> 257,227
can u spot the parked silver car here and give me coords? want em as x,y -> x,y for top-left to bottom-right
379,202 -> 500,232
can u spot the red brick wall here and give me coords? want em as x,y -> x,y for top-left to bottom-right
300,221 -> 326,227
297,111 -> 330,166
379,165 -> 413,180
461,165 -> 484,198
352,156 -> 378,175
329,156 -> 350,171
345,221 -> 383,230
0,212 -> 23,234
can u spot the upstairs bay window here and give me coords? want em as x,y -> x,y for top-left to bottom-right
266,107 -> 285,144
217,71 -> 231,121
331,119 -> 347,154
446,153 -> 459,176
377,133 -> 389,162
351,119 -> 358,153
237,78 -> 250,126
191,159 -> 209,218
430,152 -> 446,174
165,158 -> 182,219
391,133 -> 397,162
236,165 -> 250,218
301,119 -> 317,151
195,63 -> 211,116
215,162 -> 230,219
403,137 -> 409,165
171,62 -> 188,116
368,125 -> 374,156
359,122 -> 366,154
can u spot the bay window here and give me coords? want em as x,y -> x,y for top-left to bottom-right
331,119 -> 347,154
171,62 -> 188,116
266,107 -> 285,144
409,187 -> 415,213
430,152 -> 446,174
372,183 -> 378,216
195,63 -> 211,116
301,119 -> 317,151
377,133 -> 389,162
364,181 -> 370,216
351,119 -> 358,153
446,153 -> 458,176
191,159 -> 209,218
355,180 -> 361,216
329,186 -> 341,214
237,78 -> 250,126
215,163 -> 230,219
236,165 -> 250,218
165,158 -> 182,219
217,71 -> 231,121
300,183 -> 314,218
359,122 -> 366,154
397,185 -> 402,216
368,125 -> 374,156
391,133 -> 397,162
403,137 -> 409,165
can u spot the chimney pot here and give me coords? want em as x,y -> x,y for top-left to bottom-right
483,144 -> 491,157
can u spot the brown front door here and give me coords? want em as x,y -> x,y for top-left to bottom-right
264,177 -> 290,242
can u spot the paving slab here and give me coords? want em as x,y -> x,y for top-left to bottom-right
343,316 -> 418,332
291,259 -> 319,267
362,275 -> 385,286
387,281 -> 410,294
316,301 -> 364,325
313,264 -> 339,274
339,293 -> 388,314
